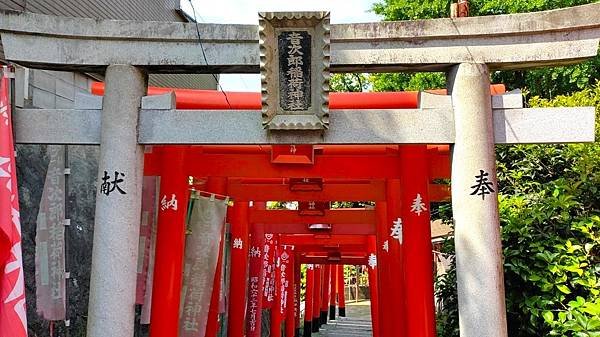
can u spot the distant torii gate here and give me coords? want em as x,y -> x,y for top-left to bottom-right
1,4 -> 599,337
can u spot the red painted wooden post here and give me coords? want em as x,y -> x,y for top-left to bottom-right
285,252 -> 296,337
337,265 -> 346,317
386,179 -> 407,336
367,236 -> 380,337
312,265 -> 322,332
294,257 -> 301,337
205,177 -> 228,337
375,200 -> 392,337
400,145 -> 436,337
304,265 -> 314,337
149,146 -> 189,337
321,265 -> 331,325
227,201 -> 250,337
329,264 -> 337,320
246,222 -> 265,337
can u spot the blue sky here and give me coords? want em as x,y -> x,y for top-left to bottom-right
182,0 -> 380,91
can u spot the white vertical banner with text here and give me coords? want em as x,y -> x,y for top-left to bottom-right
179,194 -> 228,337
35,146 -> 66,320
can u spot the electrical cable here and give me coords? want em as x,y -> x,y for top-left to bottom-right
187,0 -> 233,109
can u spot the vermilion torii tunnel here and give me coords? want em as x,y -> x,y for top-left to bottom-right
91,83 -> 503,337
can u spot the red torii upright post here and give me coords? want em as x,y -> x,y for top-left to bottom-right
400,146 -> 436,337
246,221 -> 265,337
321,265 -> 331,325
367,236 -> 380,337
337,265 -> 346,317
149,146 -> 189,337
227,201 -> 250,337
312,265 -> 322,332
329,265 -> 337,320
375,199 -> 393,337
385,179 -> 406,334
294,257 -> 302,337
304,265 -> 315,337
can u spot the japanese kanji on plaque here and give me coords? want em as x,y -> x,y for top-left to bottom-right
259,12 -> 330,130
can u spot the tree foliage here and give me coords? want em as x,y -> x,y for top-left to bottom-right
370,0 -> 600,98
436,83 -> 600,337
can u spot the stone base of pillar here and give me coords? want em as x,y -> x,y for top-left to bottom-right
329,305 -> 336,320
339,307 -> 346,317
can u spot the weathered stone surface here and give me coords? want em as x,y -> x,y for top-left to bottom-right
448,63 -> 507,337
86,65 -> 147,337
1,3 -> 599,73
259,12 -> 330,130
13,106 -> 596,145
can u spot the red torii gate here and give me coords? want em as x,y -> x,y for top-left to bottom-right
91,83 -> 505,337
145,144 -> 438,337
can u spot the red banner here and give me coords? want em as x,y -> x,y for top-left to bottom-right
35,145 -> 66,320
262,233 -> 276,308
0,66 -> 28,336
278,245 -> 294,316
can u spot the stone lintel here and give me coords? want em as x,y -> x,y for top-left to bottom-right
1,3 -> 599,73
13,107 -> 595,145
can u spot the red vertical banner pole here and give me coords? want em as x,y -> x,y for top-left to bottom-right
227,201 -> 250,337
320,265 -> 330,325
329,265 -> 337,320
149,146 -> 189,337
337,265 -> 346,317
246,222 -> 265,337
367,236 -> 381,337
311,265 -> 322,332
205,177 -> 228,337
303,265 -> 314,337
400,145 -> 437,337
285,251 -> 296,337
386,178 -> 407,336
294,257 -> 301,337
270,240 -> 282,337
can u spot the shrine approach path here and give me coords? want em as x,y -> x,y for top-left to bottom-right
317,300 -> 373,337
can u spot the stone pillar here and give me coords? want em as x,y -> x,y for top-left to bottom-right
447,63 -> 508,337
86,65 -> 147,337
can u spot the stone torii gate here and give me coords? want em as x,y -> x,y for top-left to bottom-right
1,4 -> 599,337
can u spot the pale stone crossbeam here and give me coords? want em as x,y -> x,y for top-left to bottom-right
1,3 -> 600,73
13,93 -> 594,145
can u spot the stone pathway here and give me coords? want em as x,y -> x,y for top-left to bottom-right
314,300 -> 373,337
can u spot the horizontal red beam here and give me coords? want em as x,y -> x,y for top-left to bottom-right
229,180 -> 385,201
91,83 -> 505,110
229,180 -> 449,202
145,152 -> 451,180
300,257 -> 368,265
250,209 -> 375,225
257,223 -> 375,235
279,234 -> 369,246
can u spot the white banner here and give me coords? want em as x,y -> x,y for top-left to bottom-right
34,145 -> 66,321
179,194 -> 228,336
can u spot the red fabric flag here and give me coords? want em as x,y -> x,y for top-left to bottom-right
0,66 -> 28,336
